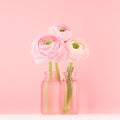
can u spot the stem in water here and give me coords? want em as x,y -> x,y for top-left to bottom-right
63,62 -> 74,113
44,61 -> 52,113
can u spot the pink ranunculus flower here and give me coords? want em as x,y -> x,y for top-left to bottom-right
48,24 -> 72,42
66,39 -> 89,61
30,34 -> 67,64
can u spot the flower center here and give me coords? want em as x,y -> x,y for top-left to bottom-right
58,26 -> 67,32
44,39 -> 53,45
59,29 -> 65,32
72,42 -> 80,49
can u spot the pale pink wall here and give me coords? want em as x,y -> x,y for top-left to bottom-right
0,0 -> 120,113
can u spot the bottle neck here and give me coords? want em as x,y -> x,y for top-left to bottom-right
44,71 -> 58,81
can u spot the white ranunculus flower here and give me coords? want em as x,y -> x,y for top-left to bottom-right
66,39 -> 89,61
48,24 -> 72,41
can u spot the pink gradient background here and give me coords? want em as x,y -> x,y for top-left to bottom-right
0,0 -> 120,114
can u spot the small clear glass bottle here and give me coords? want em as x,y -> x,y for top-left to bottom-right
60,72 -> 79,114
41,71 -> 61,114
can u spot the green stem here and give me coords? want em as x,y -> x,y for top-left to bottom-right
55,62 -> 61,81
49,61 -> 52,80
69,62 -> 73,73
63,62 -> 74,113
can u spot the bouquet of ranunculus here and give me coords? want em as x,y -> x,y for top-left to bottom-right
30,24 -> 89,114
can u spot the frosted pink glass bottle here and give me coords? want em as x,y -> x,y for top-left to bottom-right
60,72 -> 79,114
41,71 -> 61,114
